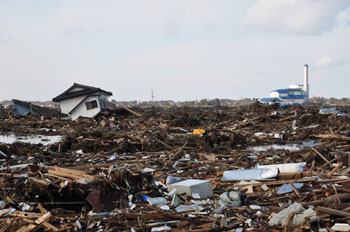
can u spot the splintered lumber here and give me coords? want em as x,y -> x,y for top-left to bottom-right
152,136 -> 174,150
41,222 -> 59,231
311,147 -> 331,165
21,219 -> 59,232
0,173 -> 28,178
37,204 -> 47,214
278,172 -> 311,179
342,167 -> 350,175
17,212 -> 51,232
28,177 -> 50,187
314,134 -> 350,141
327,162 -> 343,177
123,212 -> 185,221
171,141 -> 188,159
236,177 -> 317,187
172,222 -> 214,232
0,209 -> 11,217
4,104 -> 350,230
317,206 -> 350,217
333,185 -> 341,204
8,212 -> 44,218
0,223 -> 12,232
334,124 -> 346,135
123,106 -> 142,117
316,178 -> 350,184
47,167 -> 99,181
289,183 -> 301,197
302,193 -> 350,206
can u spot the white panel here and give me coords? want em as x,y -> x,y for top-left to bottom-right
70,96 -> 101,120
58,95 -> 87,114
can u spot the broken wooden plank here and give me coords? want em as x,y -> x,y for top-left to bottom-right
327,162 -> 343,177
311,147 -> 331,165
16,212 -> 51,232
152,136 -> 174,150
314,134 -> 350,141
28,177 -> 50,188
47,167 -> 99,181
278,172 -> 311,179
236,177 -> 317,187
317,206 -> 350,217
37,203 -> 47,214
302,193 -> 350,206
123,106 -> 142,117
0,208 -> 11,217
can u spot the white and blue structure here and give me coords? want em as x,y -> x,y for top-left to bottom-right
260,64 -> 310,105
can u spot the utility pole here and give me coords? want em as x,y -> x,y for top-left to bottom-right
151,90 -> 155,102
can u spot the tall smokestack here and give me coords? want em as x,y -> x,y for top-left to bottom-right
304,64 -> 309,103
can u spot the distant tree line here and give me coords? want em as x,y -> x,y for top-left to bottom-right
113,98 -> 255,107
310,97 -> 350,105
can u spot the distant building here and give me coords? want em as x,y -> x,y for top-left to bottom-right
260,64 -> 310,105
52,83 -> 115,120
12,99 -> 59,117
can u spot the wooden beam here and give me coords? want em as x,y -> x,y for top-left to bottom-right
317,206 -> 350,217
327,162 -> 343,177
236,177 -> 317,187
123,106 -> 142,117
47,167 -> 99,181
311,147 -> 331,165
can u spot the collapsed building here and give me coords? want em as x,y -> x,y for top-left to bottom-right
12,99 -> 59,117
52,83 -> 116,120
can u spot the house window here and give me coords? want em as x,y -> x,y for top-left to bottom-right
99,97 -> 106,109
86,100 -> 98,110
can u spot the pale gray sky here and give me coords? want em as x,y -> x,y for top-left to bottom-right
0,0 -> 349,101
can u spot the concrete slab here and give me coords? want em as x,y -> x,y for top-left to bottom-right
168,179 -> 213,199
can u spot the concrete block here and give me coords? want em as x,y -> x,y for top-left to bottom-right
168,179 -> 213,199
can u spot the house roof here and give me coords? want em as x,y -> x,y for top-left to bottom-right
52,83 -> 112,102
12,99 -> 59,116
271,88 -> 303,93
260,97 -> 282,102
271,89 -> 289,93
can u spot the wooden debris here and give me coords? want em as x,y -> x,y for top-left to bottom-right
0,104 -> 350,231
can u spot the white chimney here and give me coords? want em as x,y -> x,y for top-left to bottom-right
304,64 -> 309,103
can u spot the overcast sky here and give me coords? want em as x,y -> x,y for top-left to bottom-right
0,0 -> 349,101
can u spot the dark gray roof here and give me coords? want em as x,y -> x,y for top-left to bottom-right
271,88 -> 303,93
52,83 -> 112,102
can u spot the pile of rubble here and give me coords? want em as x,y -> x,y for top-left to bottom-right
0,104 -> 350,231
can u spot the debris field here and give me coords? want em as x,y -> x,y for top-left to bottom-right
0,103 -> 350,231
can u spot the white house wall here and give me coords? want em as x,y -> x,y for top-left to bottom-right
59,95 -> 87,115
71,95 -> 101,120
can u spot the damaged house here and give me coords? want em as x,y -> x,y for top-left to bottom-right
12,99 -> 59,117
53,83 -> 115,120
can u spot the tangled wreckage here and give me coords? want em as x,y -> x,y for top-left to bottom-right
0,103 -> 350,231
